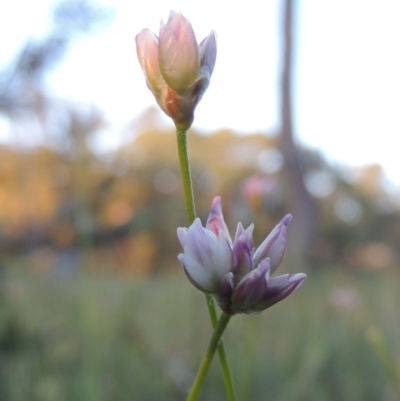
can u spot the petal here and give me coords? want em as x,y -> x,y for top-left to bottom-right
136,28 -> 156,71
135,29 -> 166,96
182,219 -> 216,261
214,272 -> 235,315
177,227 -> 188,248
232,223 -> 254,278
199,30 -> 217,75
181,218 -> 232,284
178,254 -> 220,293
206,196 -> 232,247
252,214 -> 292,273
249,273 -> 307,313
159,11 -> 199,93
234,222 -> 245,240
234,223 -> 254,248
230,260 -> 270,312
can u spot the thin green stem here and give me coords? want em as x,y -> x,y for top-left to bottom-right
204,294 -> 236,401
176,128 -> 236,401
186,313 -> 232,401
176,129 -> 196,223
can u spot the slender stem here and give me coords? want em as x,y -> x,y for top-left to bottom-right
176,128 -> 196,223
204,294 -> 236,401
176,128 -> 236,401
186,313 -> 232,401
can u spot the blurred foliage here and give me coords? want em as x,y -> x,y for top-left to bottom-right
0,114 -> 399,274
0,268 -> 399,401
366,326 -> 400,398
0,0 -> 114,149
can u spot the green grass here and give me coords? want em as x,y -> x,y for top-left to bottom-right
1,268 -> 399,401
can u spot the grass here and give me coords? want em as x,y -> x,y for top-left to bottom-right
0,267 -> 399,401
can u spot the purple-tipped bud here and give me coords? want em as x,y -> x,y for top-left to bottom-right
252,214 -> 292,273
232,223 -> 254,279
206,196 -> 232,246
230,259 -> 270,312
136,11 -> 217,130
249,273 -> 307,313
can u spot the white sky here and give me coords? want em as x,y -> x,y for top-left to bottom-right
1,0 -> 400,189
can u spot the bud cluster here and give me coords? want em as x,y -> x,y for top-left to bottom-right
177,197 -> 306,315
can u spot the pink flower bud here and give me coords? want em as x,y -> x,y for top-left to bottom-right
135,11 -> 217,130
206,196 -> 232,246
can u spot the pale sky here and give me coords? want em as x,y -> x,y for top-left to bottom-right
1,0 -> 400,190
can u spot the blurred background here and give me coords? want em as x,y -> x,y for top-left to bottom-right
0,0 -> 399,400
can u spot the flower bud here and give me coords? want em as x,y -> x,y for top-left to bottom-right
206,196 -> 232,246
136,11 -> 217,130
232,223 -> 254,280
230,259 -> 269,312
248,273 -> 307,313
252,214 -> 292,273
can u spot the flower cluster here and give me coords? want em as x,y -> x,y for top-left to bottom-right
136,11 -> 217,130
177,197 -> 306,315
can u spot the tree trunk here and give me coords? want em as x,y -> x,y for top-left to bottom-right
279,0 -> 317,266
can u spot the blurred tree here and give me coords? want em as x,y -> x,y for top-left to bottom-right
0,120 -> 398,272
278,0 -> 317,265
0,0 -> 114,269
0,0 -> 114,146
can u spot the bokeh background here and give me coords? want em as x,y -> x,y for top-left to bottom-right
0,1 -> 399,400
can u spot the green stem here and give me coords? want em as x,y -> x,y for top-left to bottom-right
176,128 -> 196,223
176,128 -> 236,401
186,313 -> 232,401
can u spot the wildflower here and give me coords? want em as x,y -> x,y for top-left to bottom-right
136,11 -> 217,130
177,197 -> 306,315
